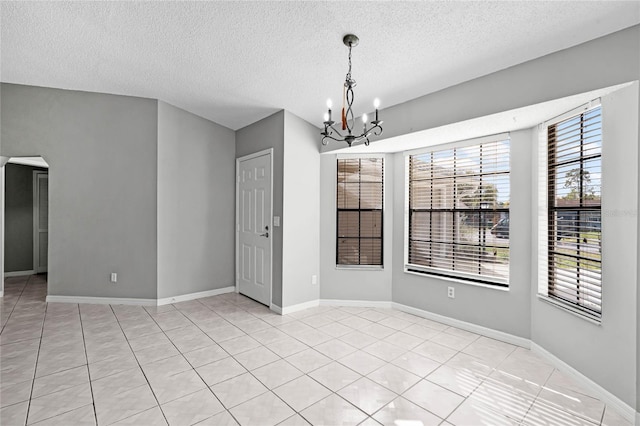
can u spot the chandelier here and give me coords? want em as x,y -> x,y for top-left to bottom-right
321,34 -> 383,147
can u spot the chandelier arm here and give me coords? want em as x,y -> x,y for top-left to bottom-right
322,133 -> 347,145
329,124 -> 346,137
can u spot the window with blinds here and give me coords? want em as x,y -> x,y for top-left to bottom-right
336,158 -> 383,266
407,139 -> 510,285
547,106 -> 602,317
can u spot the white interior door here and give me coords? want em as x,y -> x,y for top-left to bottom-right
237,152 -> 272,306
33,171 -> 48,274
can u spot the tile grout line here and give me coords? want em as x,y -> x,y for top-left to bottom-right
149,297 -> 341,424
211,301 -> 400,424
77,303 -> 100,426
107,303 -> 172,426
23,275 -> 47,426
147,297 -> 287,424
143,302 -> 235,423
25,306 -> 93,425
0,277 -> 28,335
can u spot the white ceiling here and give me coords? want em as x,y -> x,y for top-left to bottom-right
1,1 -> 638,131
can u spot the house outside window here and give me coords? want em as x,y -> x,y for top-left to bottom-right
544,105 -> 602,318
406,137 -> 510,286
336,157 -> 384,266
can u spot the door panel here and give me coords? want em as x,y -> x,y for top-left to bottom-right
237,153 -> 272,306
34,172 -> 48,273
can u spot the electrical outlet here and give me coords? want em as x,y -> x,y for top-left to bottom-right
110,273 -> 117,283
447,286 -> 455,298
311,275 -> 318,285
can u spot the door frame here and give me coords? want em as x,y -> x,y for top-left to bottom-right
33,170 -> 48,274
235,148 -> 274,308
0,162 -> 5,296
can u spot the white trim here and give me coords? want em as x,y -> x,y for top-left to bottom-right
336,153 -> 385,160
0,290 -> 4,297
235,148 -> 274,308
403,132 -> 510,157
543,98 -> 601,127
392,302 -> 531,348
335,265 -> 384,271
1,165 -> 4,297
281,299 -> 320,315
236,148 -> 274,162
536,295 -> 602,325
7,157 -> 49,169
403,267 -> 510,289
46,295 -> 157,306
530,342 -> 637,424
156,286 -> 235,306
4,270 -> 36,277
45,286 -> 236,307
270,304 -> 282,314
319,299 -> 392,309
33,171 -> 48,274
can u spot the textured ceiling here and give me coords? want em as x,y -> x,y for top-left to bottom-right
1,1 -> 639,131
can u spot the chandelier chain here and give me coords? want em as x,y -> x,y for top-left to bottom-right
346,44 -> 352,82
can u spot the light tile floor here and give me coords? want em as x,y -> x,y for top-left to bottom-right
0,275 -> 633,426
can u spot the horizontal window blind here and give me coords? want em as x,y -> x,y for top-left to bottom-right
337,158 -> 383,266
407,139 -> 510,285
548,106 -> 602,317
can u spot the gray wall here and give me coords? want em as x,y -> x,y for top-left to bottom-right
281,111 -> 320,307
4,164 -> 45,272
317,25 -> 640,409
392,129 -> 533,339
322,25 -> 640,154
236,111 -> 285,307
157,101 -> 236,299
319,154 -> 393,302
531,84 -> 638,408
1,84 -> 159,299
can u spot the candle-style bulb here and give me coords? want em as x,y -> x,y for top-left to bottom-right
373,98 -> 380,109
327,99 -> 333,109
362,113 -> 368,123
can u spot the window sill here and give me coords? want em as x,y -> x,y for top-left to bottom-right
403,268 -> 509,292
336,265 -> 384,271
536,294 -> 601,325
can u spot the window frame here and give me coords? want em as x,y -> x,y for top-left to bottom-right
335,154 -> 384,268
539,101 -> 603,321
404,134 -> 511,287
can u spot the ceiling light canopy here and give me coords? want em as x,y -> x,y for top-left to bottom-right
321,34 -> 383,147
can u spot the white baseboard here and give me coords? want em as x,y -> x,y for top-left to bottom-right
392,302 -> 531,348
46,295 -> 157,306
281,299 -> 320,315
4,270 -> 35,277
320,299 -> 393,309
156,286 -> 235,306
46,286 -> 236,307
270,304 -> 283,314
530,342 -> 637,424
